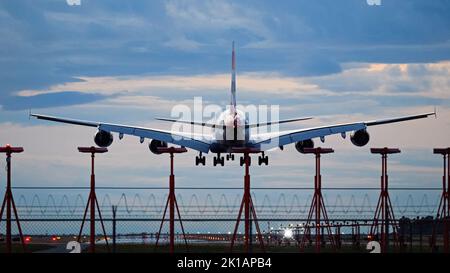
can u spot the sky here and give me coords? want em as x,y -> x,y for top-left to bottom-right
0,0 -> 449,204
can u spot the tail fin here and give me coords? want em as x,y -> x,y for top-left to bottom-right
230,41 -> 237,115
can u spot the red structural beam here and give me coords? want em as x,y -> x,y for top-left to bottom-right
434,148 -> 450,155
432,147 -> 450,253
77,146 -> 109,253
369,147 -> 401,253
230,150 -> 265,253
0,144 -> 26,253
371,147 -> 401,155
154,146 -> 188,253
78,146 -> 108,154
0,144 -> 24,154
299,147 -> 336,253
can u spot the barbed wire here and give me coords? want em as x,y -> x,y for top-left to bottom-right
12,187 -> 441,218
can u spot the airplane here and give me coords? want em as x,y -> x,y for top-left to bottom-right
31,42 -> 436,166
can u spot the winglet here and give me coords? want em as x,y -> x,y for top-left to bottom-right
434,106 -> 437,119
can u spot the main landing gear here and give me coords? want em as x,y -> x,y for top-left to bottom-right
213,153 -> 225,166
240,155 -> 251,166
195,152 -> 206,166
239,152 -> 268,166
226,153 -> 235,161
198,151 -> 268,166
258,152 -> 269,166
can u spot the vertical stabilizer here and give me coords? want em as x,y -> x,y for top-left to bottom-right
230,41 -> 237,115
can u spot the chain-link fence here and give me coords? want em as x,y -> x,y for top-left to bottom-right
0,187 -> 448,252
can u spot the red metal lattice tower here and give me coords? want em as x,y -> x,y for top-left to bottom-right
77,146 -> 110,253
0,144 -> 26,253
230,148 -> 265,253
369,147 -> 401,253
432,148 -> 450,253
155,147 -> 189,253
299,147 -> 336,253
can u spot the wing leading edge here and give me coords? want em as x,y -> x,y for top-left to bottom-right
30,113 -> 211,153
253,112 -> 436,151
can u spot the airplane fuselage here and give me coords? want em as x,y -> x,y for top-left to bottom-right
210,109 -> 250,153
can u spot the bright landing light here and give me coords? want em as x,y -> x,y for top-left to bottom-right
283,228 -> 293,239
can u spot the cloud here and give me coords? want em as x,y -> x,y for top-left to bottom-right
6,61 -> 449,113
1,91 -> 109,111
2,0 -> 450,103
164,0 -> 272,40
303,62 -> 450,99
163,35 -> 203,51
14,72 -> 323,98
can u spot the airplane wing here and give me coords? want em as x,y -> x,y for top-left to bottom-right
30,114 -> 212,153
252,112 -> 436,151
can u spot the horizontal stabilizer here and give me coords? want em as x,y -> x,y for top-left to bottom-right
155,117 -> 217,128
246,116 -> 313,128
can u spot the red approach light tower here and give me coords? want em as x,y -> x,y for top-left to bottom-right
369,147 -> 401,253
432,148 -> 450,253
154,146 -> 189,253
230,148 -> 266,253
77,146 -> 110,253
0,144 -> 26,253
299,147 -> 336,253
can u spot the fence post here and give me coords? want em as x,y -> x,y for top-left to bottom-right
112,205 -> 117,253
419,219 -> 423,252
409,220 -> 413,252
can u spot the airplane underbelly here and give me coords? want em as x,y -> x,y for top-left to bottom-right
214,126 -> 248,142
209,140 -> 247,153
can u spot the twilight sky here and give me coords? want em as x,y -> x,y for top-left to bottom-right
0,0 -> 449,193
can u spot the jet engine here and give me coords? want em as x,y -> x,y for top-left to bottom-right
94,130 -> 113,147
295,139 -> 314,153
350,129 -> 370,147
149,139 -> 168,154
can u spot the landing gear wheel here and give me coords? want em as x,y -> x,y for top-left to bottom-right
258,155 -> 269,166
195,153 -> 206,166
226,153 -> 235,161
240,156 -> 251,166
214,154 -> 225,166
